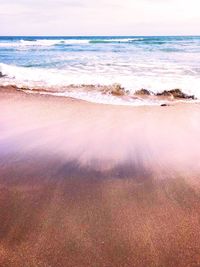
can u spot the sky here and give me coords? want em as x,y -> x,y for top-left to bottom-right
0,0 -> 200,36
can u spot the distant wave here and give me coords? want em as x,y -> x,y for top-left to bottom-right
89,38 -> 144,44
0,38 -> 147,48
0,39 -> 90,47
1,37 -> 199,48
1,36 -> 200,48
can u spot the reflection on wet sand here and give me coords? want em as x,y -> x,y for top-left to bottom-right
0,86 -> 200,266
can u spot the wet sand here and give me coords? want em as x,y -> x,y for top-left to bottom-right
0,86 -> 200,267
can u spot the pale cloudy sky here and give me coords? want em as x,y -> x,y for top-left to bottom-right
0,0 -> 199,35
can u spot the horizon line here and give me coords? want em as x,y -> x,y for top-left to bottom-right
0,34 -> 200,37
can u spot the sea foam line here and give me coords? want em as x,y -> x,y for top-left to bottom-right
1,62 -> 200,102
0,38 -> 146,47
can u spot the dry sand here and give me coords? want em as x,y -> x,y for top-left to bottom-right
0,86 -> 200,267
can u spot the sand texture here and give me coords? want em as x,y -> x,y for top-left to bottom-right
0,86 -> 200,267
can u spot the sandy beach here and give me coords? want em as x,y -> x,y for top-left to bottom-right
1,85 -> 200,266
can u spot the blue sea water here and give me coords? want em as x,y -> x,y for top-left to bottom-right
0,36 -> 200,104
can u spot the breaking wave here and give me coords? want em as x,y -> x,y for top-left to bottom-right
0,62 -> 200,106
0,37 -> 146,47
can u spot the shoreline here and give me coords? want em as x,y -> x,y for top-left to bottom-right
1,85 -> 200,266
1,84 -> 199,107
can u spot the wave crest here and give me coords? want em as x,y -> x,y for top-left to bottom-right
0,62 -> 200,106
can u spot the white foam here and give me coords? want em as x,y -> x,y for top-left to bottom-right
62,40 -> 90,45
0,38 -> 147,48
1,62 -> 200,104
20,39 -> 90,46
20,39 -> 60,46
0,39 -> 90,48
41,91 -> 163,106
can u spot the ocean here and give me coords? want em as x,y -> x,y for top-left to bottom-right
0,36 -> 200,105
